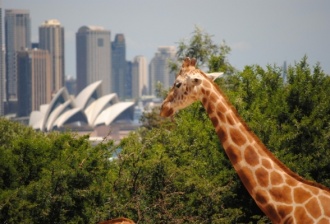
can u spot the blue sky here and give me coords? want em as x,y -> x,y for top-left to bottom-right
3,0 -> 330,77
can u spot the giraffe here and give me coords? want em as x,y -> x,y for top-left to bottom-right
99,217 -> 135,224
160,57 -> 330,223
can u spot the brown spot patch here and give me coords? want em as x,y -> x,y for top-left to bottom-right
237,166 -> 256,194
285,177 -> 298,187
264,204 -> 281,223
225,145 -> 242,165
226,113 -> 236,125
217,111 -> 226,123
294,206 -> 314,224
255,167 -> 269,188
262,159 -> 272,169
255,189 -> 269,205
305,197 -> 321,219
207,102 -> 216,114
244,146 -> 259,167
294,187 -> 312,204
283,216 -> 294,224
320,195 -> 330,216
217,126 -> 228,143
210,116 -> 219,127
269,186 -> 293,204
230,128 -> 247,146
270,171 -> 284,186
216,102 -> 227,113
209,92 -> 217,103
318,218 -> 330,224
306,185 -> 320,195
277,205 -> 293,219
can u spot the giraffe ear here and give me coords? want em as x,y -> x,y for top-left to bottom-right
182,57 -> 191,68
205,72 -> 224,81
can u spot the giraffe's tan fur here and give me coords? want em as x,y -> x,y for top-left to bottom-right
160,57 -> 330,224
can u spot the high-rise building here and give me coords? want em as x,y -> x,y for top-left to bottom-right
17,49 -> 52,117
126,61 -> 132,99
39,19 -> 65,94
0,2 -> 4,116
149,46 -> 176,95
0,45 -> 4,116
5,9 -> 31,102
132,56 -> 148,99
112,34 -> 129,99
76,26 -> 111,95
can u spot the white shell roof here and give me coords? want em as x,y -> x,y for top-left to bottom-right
46,100 -> 73,131
53,108 -> 87,129
93,102 -> 135,127
29,80 -> 134,131
29,111 -> 45,130
75,80 -> 102,109
84,93 -> 118,124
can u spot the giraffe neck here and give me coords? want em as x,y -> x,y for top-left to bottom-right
199,79 -> 330,223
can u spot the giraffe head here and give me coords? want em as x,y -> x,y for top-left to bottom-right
160,57 -> 223,117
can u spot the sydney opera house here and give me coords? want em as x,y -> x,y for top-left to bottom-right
29,80 -> 135,132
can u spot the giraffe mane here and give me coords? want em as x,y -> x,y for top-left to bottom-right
200,71 -> 330,193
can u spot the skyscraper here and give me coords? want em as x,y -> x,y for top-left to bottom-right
0,2 -> 4,115
112,34 -> 129,99
5,9 -> 31,102
17,49 -> 52,117
76,26 -> 111,95
132,56 -> 148,99
149,46 -> 176,95
39,19 -> 65,94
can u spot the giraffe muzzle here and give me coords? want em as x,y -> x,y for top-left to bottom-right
160,102 -> 174,117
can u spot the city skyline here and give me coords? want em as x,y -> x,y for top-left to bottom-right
3,0 -> 330,77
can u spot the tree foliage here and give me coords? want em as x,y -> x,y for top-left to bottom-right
0,119 -> 115,223
1,27 -> 330,223
110,57 -> 330,223
170,26 -> 235,74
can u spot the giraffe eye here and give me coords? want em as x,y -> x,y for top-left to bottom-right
175,82 -> 182,88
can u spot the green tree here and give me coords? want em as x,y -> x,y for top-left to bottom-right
2,26 -> 330,223
113,54 -> 330,223
171,25 -> 234,74
0,118 -> 115,223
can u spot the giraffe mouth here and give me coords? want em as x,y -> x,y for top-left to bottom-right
160,101 -> 174,117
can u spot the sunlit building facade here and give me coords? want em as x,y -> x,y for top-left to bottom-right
76,26 -> 111,95
132,55 -> 148,99
39,19 -> 65,94
17,49 -> 52,117
149,46 -> 176,95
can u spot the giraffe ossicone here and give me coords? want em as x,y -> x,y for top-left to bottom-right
160,57 -> 330,223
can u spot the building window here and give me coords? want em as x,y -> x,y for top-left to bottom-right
98,38 -> 104,47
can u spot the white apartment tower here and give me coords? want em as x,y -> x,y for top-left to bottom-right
149,46 -> 176,95
132,56 -> 148,99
